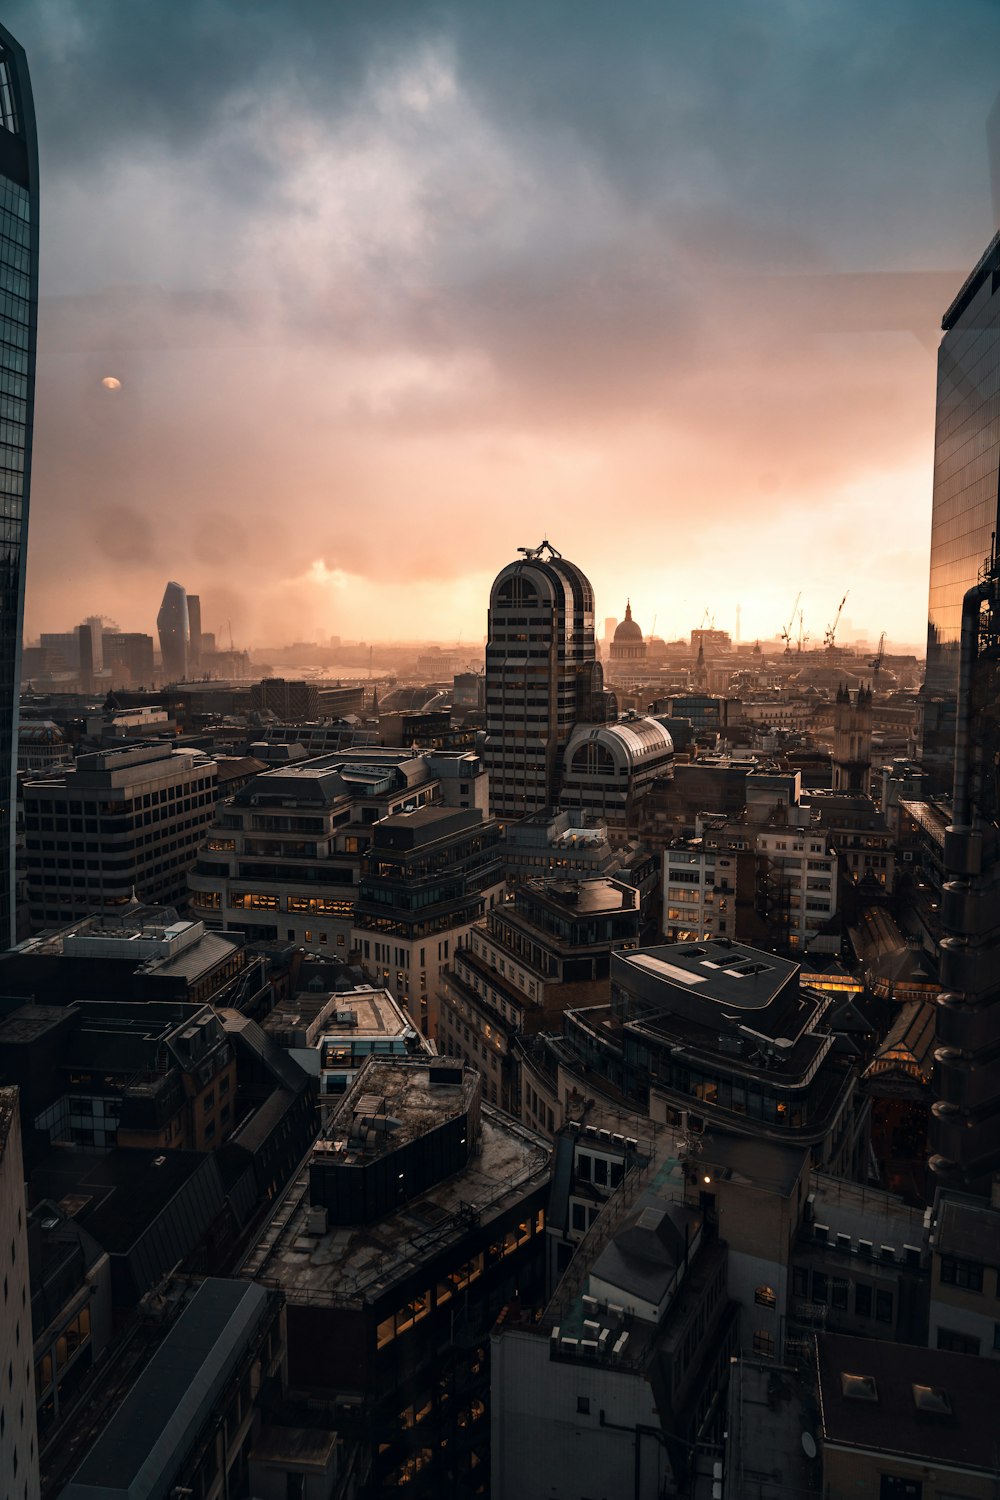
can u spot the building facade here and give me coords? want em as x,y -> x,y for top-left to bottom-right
922,231 -> 1000,792
0,24 -> 37,954
23,742 -> 217,927
484,540 -> 599,818
157,580 -> 190,683
0,1088 -> 40,1500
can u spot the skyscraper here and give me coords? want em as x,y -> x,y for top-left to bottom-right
921,230 -> 1000,792
923,233 -> 1000,1193
484,540 -> 597,817
156,580 -> 189,682
187,591 -> 202,671
0,25 -> 37,954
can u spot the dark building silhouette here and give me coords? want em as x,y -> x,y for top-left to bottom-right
921,232 -> 1000,792
156,580 -> 189,682
186,591 -> 202,671
0,24 -> 37,953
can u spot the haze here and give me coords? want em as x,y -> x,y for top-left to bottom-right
13,0 -> 1000,649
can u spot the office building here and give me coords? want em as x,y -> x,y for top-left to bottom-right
23,742 -> 217,927
926,506 -> 1000,1191
190,747 -> 488,951
439,876 -> 641,1113
0,25 -> 37,955
922,231 -> 1000,791
568,939 -> 866,1174
59,1279 -> 285,1500
815,1332 -> 1000,1500
0,1088 -> 40,1500
262,981 -> 431,1095
102,630 -> 154,688
250,676 -> 320,721
926,1187 -> 1000,1357
351,804 -> 504,1036
241,1056 -> 551,1497
559,712 -> 674,828
157,579 -> 190,682
484,539 -> 601,818
491,1131 -> 737,1500
186,591 -> 202,671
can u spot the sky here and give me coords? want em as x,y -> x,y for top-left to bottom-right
11,0 -> 1000,651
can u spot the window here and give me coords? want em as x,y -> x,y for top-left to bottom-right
792,1266 -> 809,1298
576,1396 -> 590,1415
939,1256 -> 983,1291
832,1278 -> 849,1311
812,1271 -> 828,1304
875,1289 -> 893,1324
879,1478 -> 922,1500
754,1286 -> 776,1309
571,1203 -> 587,1232
855,1283 -> 872,1318
936,1326 -> 980,1355
752,1330 -> 775,1357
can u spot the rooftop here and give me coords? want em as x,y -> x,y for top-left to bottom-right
61,1279 -> 274,1500
932,1191 -> 1000,1268
816,1331 -> 1000,1472
616,939 -> 798,1014
241,1102 -> 550,1306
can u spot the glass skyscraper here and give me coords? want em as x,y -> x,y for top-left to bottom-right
157,580 -> 190,682
0,25 -> 36,953
922,230 -> 1000,792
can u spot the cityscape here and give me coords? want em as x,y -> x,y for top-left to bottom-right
2,7 -> 1000,1500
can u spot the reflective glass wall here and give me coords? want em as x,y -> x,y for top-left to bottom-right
922,233 -> 1000,793
0,25 -> 36,951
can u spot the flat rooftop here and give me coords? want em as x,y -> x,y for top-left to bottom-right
616,939 -> 798,1012
933,1191 -> 1000,1268
525,877 -> 636,915
241,1105 -> 550,1305
317,1059 -> 476,1162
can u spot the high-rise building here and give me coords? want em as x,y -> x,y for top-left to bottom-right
156,580 -> 189,682
484,540 -> 599,818
0,1088 -> 40,1500
0,25 -> 37,953
102,630 -> 154,687
186,591 -> 202,671
921,231 -> 1000,792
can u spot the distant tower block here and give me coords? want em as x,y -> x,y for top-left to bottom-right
832,685 -> 873,793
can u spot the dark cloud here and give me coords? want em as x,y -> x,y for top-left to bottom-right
10,0 -> 999,644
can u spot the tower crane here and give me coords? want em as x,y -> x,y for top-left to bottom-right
870,629 -> 886,688
780,591 -> 801,654
824,591 -> 849,650
796,607 -> 809,653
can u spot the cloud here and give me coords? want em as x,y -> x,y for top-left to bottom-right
12,0 -> 1000,648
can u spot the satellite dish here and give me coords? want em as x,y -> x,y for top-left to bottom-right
802,1432 -> 817,1459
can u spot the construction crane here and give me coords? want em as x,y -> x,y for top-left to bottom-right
780,591 -> 801,654
700,607 -> 715,630
824,591 -> 849,650
796,607 -> 809,653
870,629 -> 886,688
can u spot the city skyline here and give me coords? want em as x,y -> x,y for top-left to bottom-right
6,1 -> 1000,647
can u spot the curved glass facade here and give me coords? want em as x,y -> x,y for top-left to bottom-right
0,24 -> 36,952
922,232 -> 1000,792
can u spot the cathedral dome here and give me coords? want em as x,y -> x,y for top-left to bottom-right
613,601 -> 643,643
